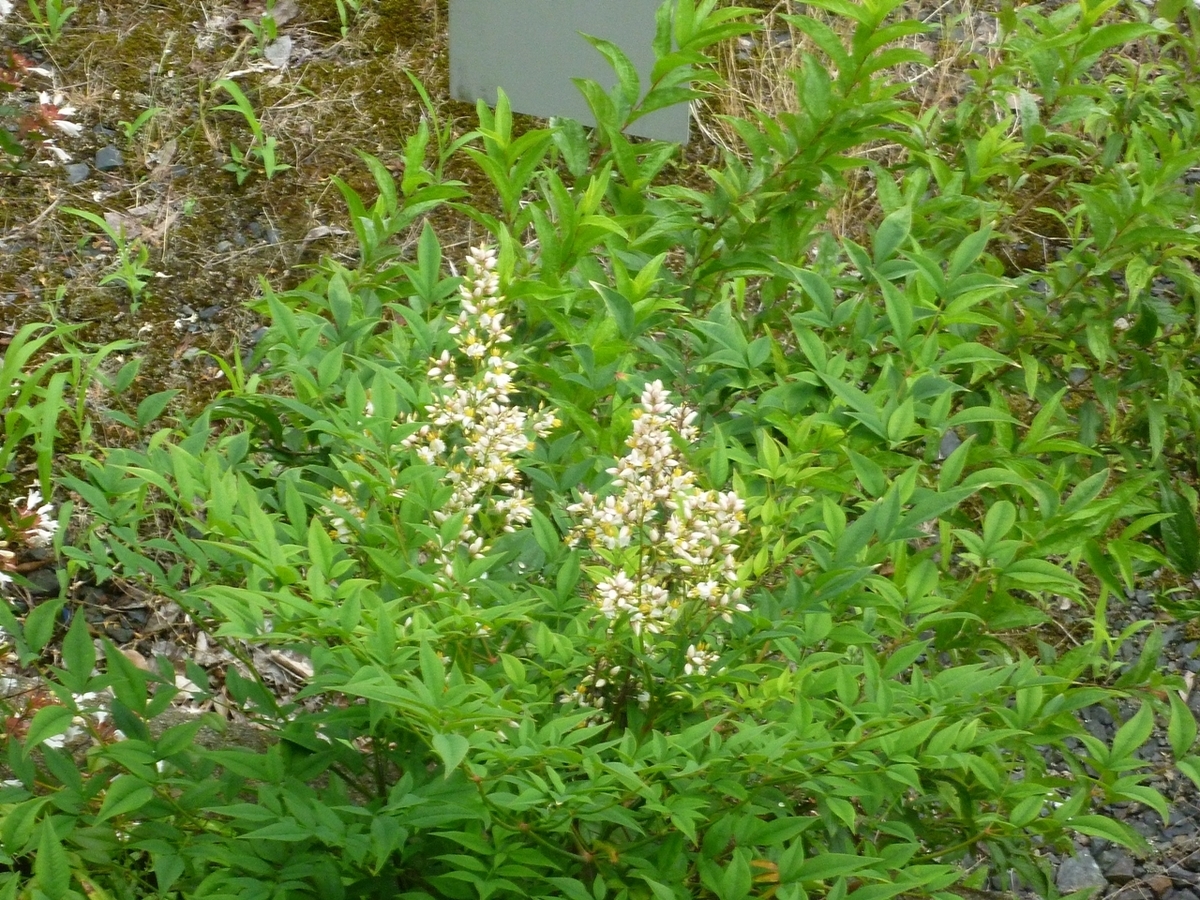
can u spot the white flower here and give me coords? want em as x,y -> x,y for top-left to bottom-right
37,92 -> 83,137
0,0 -> 12,22
397,246 -> 557,581
568,382 -> 749,668
12,489 -> 58,548
684,643 -> 719,677
323,484 -> 366,543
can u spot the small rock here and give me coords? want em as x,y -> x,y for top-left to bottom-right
65,162 -> 90,184
95,145 -> 124,171
1165,814 -> 1198,839
1097,847 -> 1136,884
25,567 -> 62,597
93,124 -> 115,138
1146,874 -> 1175,897
939,429 -> 962,459
1169,889 -> 1200,900
263,35 -> 292,68
102,623 -> 134,644
215,240 -> 234,253
1057,850 -> 1107,892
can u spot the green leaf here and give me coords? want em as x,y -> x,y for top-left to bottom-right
1168,693 -> 1198,759
60,612 -> 95,692
847,449 -> 886,497
594,282 -> 635,340
1078,22 -> 1158,58
873,205 -> 911,265
431,733 -> 470,778
582,35 -> 641,113
1065,814 -> 1150,854
1178,756 -> 1200,790
97,774 -> 155,822
153,852 -> 186,894
24,597 -> 65,654
1160,484 -> 1199,575
948,225 -> 993,281
22,706 -> 74,757
531,509 -> 561,558
35,817 -> 70,900
1110,702 -> 1155,762
793,853 -> 879,882
136,390 -> 180,428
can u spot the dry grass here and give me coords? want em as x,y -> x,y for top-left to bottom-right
704,0 -> 1010,243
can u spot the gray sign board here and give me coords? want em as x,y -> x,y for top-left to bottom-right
448,0 -> 690,144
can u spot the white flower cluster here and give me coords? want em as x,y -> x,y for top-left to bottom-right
568,381 -> 747,641
1,489 -> 59,591
325,245 -> 554,578
322,483 -> 367,543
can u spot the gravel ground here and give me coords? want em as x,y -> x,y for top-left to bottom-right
1042,587 -> 1200,899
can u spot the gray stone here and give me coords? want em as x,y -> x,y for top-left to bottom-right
939,429 -> 962,459
1097,847 -> 1136,884
263,35 -> 292,68
65,162 -> 90,184
25,567 -> 62,597
1056,850 -> 1107,893
94,145 -> 124,171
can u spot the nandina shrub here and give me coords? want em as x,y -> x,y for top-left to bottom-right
0,232 -> 1187,900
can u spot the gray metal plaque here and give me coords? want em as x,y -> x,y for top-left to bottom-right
449,0 -> 689,144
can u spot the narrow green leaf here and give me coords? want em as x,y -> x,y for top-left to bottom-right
873,205 -> 911,265
1160,484 -> 1199,575
1168,693 -> 1198,759
35,817 -> 70,900
793,853 -> 880,882
1110,702 -> 1155,762
60,612 -> 95,692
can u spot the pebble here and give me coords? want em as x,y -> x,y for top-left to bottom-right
1057,849 -> 1107,892
25,568 -> 61,597
1098,848 -> 1136,884
1146,874 -> 1175,896
65,162 -> 90,184
95,145 -> 124,171
939,429 -> 962,459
